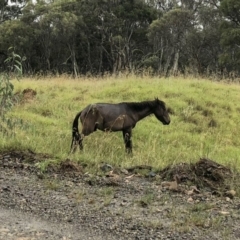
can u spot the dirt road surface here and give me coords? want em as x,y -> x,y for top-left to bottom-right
1,151 -> 240,240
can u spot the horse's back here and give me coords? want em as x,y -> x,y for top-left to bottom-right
80,103 -> 132,132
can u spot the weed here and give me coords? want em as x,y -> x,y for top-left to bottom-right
138,192 -> 156,207
189,203 -> 214,212
44,179 -> 60,191
97,187 -> 115,197
72,190 -> 86,203
142,220 -> 165,229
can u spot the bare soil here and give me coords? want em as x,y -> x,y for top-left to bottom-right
0,150 -> 240,240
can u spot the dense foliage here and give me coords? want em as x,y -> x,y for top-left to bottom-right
0,0 -> 239,78
0,49 -> 22,116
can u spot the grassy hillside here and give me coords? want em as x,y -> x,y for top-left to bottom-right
1,75 -> 240,171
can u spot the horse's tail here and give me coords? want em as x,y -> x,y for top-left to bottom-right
70,111 -> 82,152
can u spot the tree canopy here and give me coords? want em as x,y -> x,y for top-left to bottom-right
0,0 -> 239,78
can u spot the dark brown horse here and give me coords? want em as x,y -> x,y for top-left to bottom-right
70,98 -> 170,153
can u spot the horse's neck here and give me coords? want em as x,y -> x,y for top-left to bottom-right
135,107 -> 153,121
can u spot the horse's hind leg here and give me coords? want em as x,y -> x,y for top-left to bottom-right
70,132 -> 84,153
122,129 -> 132,154
79,134 -> 83,150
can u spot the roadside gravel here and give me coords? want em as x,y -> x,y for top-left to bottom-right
0,151 -> 240,240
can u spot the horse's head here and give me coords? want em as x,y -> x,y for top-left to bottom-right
153,98 -> 171,125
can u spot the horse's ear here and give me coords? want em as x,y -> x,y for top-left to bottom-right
155,97 -> 159,101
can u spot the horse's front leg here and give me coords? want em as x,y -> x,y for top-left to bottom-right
122,128 -> 132,154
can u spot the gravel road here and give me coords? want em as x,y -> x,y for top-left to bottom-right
1,151 -> 240,240
0,206 -> 109,240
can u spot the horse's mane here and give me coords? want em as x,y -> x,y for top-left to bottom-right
124,99 -> 165,111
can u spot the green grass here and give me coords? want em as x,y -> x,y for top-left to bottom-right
1,74 -> 240,171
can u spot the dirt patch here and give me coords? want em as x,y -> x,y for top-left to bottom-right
0,149 -> 50,164
159,158 -> 234,192
14,88 -> 37,103
47,158 -> 84,177
22,88 -> 37,100
1,151 -> 235,192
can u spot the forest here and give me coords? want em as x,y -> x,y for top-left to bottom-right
0,0 -> 240,78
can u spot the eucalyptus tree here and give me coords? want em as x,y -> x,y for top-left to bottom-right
0,0 -> 25,23
75,0 -> 157,74
0,0 -> 28,70
111,0 -> 157,73
0,20 -> 34,72
219,0 -> 240,75
20,0 -> 84,75
183,1 -> 223,75
147,8 -> 194,75
147,0 -> 225,76
5,0 -> 55,73
1,0 -> 238,78
46,0 -> 84,77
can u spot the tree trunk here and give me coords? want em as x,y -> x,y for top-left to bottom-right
158,37 -> 164,74
68,44 -> 79,78
87,41 -> 93,73
172,49 -> 179,76
164,48 -> 173,77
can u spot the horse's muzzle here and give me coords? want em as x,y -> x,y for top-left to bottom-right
163,121 -> 170,125
163,118 -> 171,125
